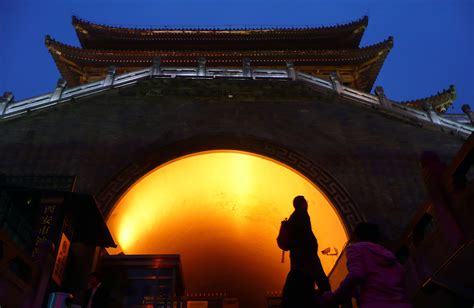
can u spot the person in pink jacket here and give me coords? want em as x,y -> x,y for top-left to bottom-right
323,223 -> 412,308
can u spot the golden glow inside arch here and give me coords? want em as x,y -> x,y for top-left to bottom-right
106,151 -> 348,307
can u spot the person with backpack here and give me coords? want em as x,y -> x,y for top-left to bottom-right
277,195 -> 330,308
322,223 -> 412,308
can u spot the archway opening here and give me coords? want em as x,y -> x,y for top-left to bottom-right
106,150 -> 348,307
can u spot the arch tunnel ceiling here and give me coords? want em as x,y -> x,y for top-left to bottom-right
106,150 -> 348,307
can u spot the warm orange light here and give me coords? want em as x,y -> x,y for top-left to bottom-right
106,151 -> 348,307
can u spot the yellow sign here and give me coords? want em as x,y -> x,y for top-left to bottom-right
52,233 -> 70,285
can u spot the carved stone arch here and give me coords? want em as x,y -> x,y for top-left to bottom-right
96,134 -> 364,232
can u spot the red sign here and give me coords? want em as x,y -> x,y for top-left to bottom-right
51,233 -> 71,285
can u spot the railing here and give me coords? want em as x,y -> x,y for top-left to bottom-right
1,60 -> 473,138
297,71 -> 473,138
441,114 -> 472,125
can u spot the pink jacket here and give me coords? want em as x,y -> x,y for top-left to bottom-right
331,242 -> 412,308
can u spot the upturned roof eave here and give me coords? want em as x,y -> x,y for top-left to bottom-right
359,37 -> 393,92
45,35 -> 392,89
72,15 -> 369,50
398,85 -> 456,112
45,35 -> 391,61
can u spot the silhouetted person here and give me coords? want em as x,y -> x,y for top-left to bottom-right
323,223 -> 412,308
82,272 -> 109,308
280,195 -> 330,308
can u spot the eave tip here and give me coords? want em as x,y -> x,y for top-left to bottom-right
362,15 -> 369,25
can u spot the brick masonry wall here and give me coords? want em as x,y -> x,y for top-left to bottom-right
0,79 -> 465,240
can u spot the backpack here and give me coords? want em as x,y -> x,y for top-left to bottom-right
277,218 -> 291,251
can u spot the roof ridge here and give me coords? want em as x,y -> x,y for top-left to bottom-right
71,15 -> 369,32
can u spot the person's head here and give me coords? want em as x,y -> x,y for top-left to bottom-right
87,272 -> 101,288
353,222 -> 380,243
293,195 -> 308,211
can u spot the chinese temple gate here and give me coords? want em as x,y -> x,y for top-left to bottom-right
1,15 -> 473,308
47,16 -> 391,92
44,16 -> 458,112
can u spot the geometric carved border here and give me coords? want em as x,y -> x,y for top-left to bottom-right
96,134 -> 364,232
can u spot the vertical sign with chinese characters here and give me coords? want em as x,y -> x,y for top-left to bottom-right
32,196 -> 64,259
51,232 -> 71,285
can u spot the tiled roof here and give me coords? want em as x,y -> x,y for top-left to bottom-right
72,16 -> 369,50
45,35 -> 392,90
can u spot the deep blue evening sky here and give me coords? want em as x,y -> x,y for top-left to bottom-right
1,0 -> 473,112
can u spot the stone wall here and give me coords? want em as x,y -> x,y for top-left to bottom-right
0,78 -> 465,240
